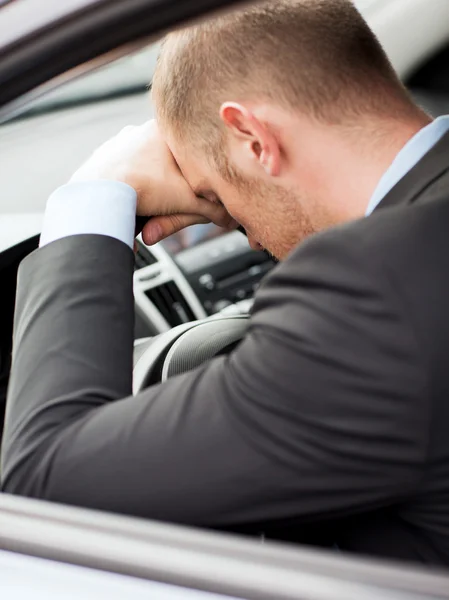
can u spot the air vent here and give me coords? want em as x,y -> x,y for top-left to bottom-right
145,281 -> 196,327
134,242 -> 157,270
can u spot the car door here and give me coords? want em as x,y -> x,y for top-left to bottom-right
1,492 -> 449,600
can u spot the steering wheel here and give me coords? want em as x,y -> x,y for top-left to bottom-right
133,315 -> 249,393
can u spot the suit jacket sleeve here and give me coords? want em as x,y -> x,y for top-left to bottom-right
0,229 -> 429,528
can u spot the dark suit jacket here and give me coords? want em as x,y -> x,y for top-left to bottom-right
3,132 -> 449,566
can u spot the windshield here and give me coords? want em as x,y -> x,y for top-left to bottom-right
23,44 -> 160,116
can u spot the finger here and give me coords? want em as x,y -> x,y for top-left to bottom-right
195,199 -> 238,229
139,188 -> 238,231
141,214 -> 210,245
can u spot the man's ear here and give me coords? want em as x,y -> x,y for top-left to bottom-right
219,102 -> 281,177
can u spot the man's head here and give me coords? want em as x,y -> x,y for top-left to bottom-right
152,0 -> 429,259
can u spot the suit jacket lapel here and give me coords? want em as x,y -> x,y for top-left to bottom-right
374,130 -> 449,213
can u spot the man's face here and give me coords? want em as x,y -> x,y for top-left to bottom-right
164,129 -> 317,260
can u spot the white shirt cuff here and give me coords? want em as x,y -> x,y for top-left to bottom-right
39,180 -> 137,250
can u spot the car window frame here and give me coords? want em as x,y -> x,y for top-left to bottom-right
1,493 -> 449,600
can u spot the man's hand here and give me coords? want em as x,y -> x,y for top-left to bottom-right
71,120 -> 236,245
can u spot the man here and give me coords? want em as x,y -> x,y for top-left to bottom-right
2,0 -> 449,565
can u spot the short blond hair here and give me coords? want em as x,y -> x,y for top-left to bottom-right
153,0 -> 415,160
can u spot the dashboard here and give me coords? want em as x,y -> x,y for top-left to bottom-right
133,225 -> 274,337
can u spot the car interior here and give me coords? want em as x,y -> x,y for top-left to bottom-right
1,0 -> 449,597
